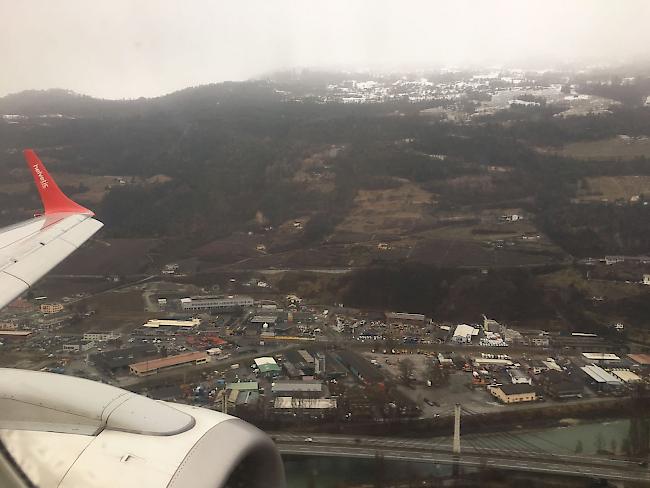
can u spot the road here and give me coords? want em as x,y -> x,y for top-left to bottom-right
273,433 -> 650,483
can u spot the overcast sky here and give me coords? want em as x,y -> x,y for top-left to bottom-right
2,0 -> 650,99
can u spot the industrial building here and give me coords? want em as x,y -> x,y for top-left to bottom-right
142,318 -> 201,329
582,352 -> 621,364
91,345 -> 158,374
271,380 -> 324,397
507,368 -> 531,385
226,382 -> 259,392
519,330 -> 550,347
627,354 -> 650,367
250,315 -> 279,325
581,364 -> 623,389
0,330 -> 32,341
473,357 -> 513,367
62,340 -> 95,353
129,351 -> 209,376
611,369 -> 642,383
318,352 -> 348,380
385,312 -> 426,325
180,295 -> 254,311
273,397 -> 337,411
83,331 -> 121,342
452,324 -> 480,344
539,371 -> 584,399
490,384 -> 537,404
40,303 -> 63,314
227,390 -> 260,409
336,350 -> 384,385
254,357 -> 281,376
281,349 -> 316,378
550,334 -> 615,352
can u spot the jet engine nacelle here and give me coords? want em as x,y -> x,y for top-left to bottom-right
0,369 -> 285,488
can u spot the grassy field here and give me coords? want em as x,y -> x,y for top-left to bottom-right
0,172 -> 172,203
555,136 -> 650,160
539,268 -> 646,300
576,175 -> 650,202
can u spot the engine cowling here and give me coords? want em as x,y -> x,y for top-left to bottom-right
0,369 -> 285,488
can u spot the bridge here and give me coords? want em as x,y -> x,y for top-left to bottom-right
271,405 -> 650,483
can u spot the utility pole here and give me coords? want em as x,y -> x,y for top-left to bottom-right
453,403 -> 461,455
452,403 -> 461,479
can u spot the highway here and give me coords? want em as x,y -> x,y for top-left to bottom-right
272,433 -> 650,483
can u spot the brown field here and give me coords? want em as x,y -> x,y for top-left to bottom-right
194,233 -> 262,264
228,245 -> 357,270
64,289 -> 155,333
335,180 -> 435,236
553,136 -> 650,160
576,175 -> 650,202
52,238 -> 158,275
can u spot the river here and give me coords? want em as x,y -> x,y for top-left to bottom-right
284,418 -> 632,487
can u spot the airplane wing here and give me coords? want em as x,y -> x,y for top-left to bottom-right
0,150 -> 286,488
0,150 -> 103,308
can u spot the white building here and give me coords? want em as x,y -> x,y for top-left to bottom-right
274,397 -> 337,410
452,324 -> 479,344
581,365 -> 623,387
63,340 -> 94,353
142,319 -> 200,329
508,368 -> 532,385
83,332 -> 121,342
611,369 -> 642,383
643,274 -> 650,285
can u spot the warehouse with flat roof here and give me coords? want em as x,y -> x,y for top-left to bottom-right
581,365 -> 623,388
490,384 -> 537,404
271,380 -> 324,396
628,354 -> 650,366
0,330 -> 32,340
274,397 -> 337,411
129,351 -> 209,376
226,382 -> 259,391
254,357 -> 281,376
336,350 -> 384,385
611,369 -> 642,383
142,318 -> 200,329
180,295 -> 254,311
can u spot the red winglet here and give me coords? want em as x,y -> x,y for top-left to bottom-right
24,149 -> 93,216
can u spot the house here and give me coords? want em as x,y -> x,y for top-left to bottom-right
489,384 -> 537,404
643,274 -> 650,286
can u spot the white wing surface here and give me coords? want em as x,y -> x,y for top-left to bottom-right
0,150 -> 103,308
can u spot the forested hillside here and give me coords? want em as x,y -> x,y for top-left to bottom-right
2,81 -> 650,259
